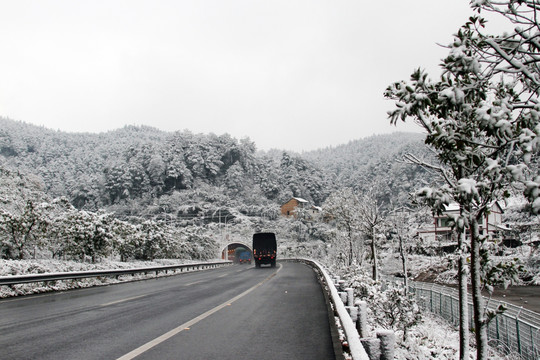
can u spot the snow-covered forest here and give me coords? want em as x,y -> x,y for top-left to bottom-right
0,114 -> 437,260
0,115 -> 438,266
2,1 -> 540,359
1,115 -> 538,358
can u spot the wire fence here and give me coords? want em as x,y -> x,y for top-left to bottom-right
407,280 -> 540,359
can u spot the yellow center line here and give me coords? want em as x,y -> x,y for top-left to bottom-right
185,280 -> 203,286
100,294 -> 148,307
116,264 -> 282,360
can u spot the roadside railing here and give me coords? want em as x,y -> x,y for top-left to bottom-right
286,258 -> 370,360
0,260 -> 232,286
408,280 -> 540,359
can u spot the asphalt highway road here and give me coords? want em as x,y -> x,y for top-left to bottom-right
0,262 -> 338,360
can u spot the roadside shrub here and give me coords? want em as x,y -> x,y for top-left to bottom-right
337,265 -> 422,341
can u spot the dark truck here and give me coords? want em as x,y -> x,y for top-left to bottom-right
252,232 -> 277,268
238,251 -> 251,264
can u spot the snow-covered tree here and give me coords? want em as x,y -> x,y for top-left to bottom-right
0,166 -> 51,259
134,220 -> 166,261
385,2 -> 540,358
109,218 -> 139,262
387,207 -> 417,290
323,188 -> 362,266
357,193 -> 386,281
53,209 -> 114,262
225,161 -> 245,194
0,201 -> 50,259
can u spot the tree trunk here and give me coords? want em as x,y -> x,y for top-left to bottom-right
348,226 -> 354,266
17,233 -> 27,260
398,234 -> 408,291
457,221 -> 470,360
371,228 -> 378,281
470,217 -> 488,359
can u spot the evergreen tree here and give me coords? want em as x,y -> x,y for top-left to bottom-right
385,2 -> 540,357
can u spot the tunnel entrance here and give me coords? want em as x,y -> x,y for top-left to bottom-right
222,243 -> 253,264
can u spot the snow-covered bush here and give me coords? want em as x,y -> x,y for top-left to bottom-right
0,258 -> 205,298
334,265 -> 422,341
480,240 -> 523,293
369,283 -> 422,341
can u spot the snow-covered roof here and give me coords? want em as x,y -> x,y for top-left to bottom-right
444,203 -> 460,212
489,222 -> 511,231
490,200 -> 505,212
443,201 -> 504,213
292,197 -> 308,203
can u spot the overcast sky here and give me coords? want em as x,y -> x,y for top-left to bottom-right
0,1 -> 503,152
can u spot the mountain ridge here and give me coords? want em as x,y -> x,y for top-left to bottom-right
0,117 -> 428,216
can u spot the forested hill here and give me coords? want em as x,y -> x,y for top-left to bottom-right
0,117 -> 331,217
303,133 -> 432,205
0,117 -> 428,218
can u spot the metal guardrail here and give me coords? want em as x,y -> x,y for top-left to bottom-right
0,260 -> 233,286
286,258 -> 369,360
408,280 -> 540,359
3,257 -> 367,357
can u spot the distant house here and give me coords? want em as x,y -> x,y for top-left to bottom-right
417,201 -> 507,243
281,197 -> 308,217
281,197 -> 322,219
310,205 -> 323,217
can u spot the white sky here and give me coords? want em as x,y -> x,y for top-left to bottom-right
0,1 -> 503,152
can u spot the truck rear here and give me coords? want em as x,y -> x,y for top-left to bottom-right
238,251 -> 251,264
252,232 -> 277,268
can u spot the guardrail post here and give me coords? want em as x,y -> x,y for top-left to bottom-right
439,290 -> 442,316
345,288 -> 354,307
377,330 -> 395,360
516,313 -> 522,356
357,300 -> 368,338
450,296 -> 453,324
430,285 -> 434,312
530,324 -> 535,357
505,315 -> 510,351
346,306 -> 358,323
360,338 -> 380,360
339,291 -> 347,304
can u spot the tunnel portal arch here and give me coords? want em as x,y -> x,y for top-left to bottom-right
221,242 -> 253,263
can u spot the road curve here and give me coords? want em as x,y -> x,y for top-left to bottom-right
0,262 -> 338,360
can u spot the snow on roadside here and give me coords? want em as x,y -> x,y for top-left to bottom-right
0,258 -> 210,298
329,263 -> 510,360
395,311 -> 515,360
395,312 -> 467,359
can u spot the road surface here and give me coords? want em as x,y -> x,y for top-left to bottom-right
490,285 -> 540,313
0,262 -> 339,360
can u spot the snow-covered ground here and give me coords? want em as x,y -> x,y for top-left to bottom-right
0,258 -> 523,359
0,258 -> 212,298
389,311 -> 516,360
382,249 -> 540,286
328,263 -> 522,360
392,311 -> 468,359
